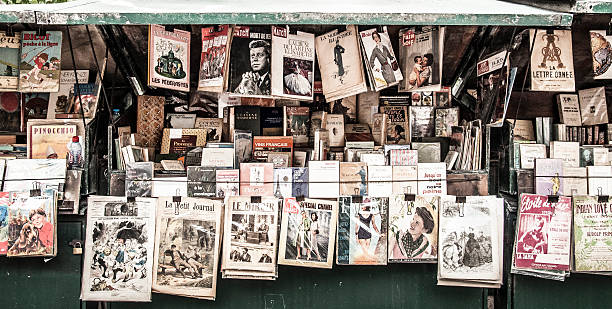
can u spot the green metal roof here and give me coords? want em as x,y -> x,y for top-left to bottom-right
0,0 -> 573,26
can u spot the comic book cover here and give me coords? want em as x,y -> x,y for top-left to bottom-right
198,25 -> 232,93
0,192 -> 9,255
271,26 -> 315,100
359,27 -> 402,92
278,198 -> 338,269
398,26 -> 444,92
227,26 -> 272,97
148,24 -> 190,92
222,196 -> 279,278
152,197 -> 223,300
337,196 -> 388,265
18,31 -> 62,93
573,196 -> 612,272
81,196 -> 156,302
388,195 -> 438,263
7,193 -> 56,257
514,194 -> 571,271
0,31 -> 21,91
530,29 -> 575,91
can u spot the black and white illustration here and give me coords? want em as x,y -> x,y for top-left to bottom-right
228,26 -> 272,96
282,58 -> 313,97
125,162 -> 153,198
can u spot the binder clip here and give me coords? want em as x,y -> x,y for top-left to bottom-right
30,181 -> 41,197
7,24 -> 13,37
456,196 -> 466,217
597,187 -> 609,203
351,195 -> 363,203
295,196 -> 305,202
547,189 -> 559,203
404,193 -> 416,201
164,25 -> 175,32
36,25 -> 46,36
546,29 -> 554,35
173,189 -> 182,203
251,196 -> 261,203
607,19 -> 612,36
127,196 -> 136,203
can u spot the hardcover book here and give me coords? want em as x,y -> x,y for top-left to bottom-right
519,143 -> 547,169
308,160 -> 339,198
556,94 -> 581,126
193,117 -> 223,143
271,26 -> 315,100
380,105 -> 409,145
227,26 -> 272,97
125,162 -> 154,198
435,107 -> 459,137
239,162 -> 274,196
215,169 -> 239,199
187,166 -> 216,197
148,24 -> 190,92
292,167 -> 308,198
198,25 -> 232,93
47,70 -> 89,119
7,194 -> 56,257
389,149 -> 418,166
359,26 -> 402,91
529,29 -> 575,92
412,142 -> 441,163
234,130 -> 253,166
252,136 -> 293,165
28,123 -> 78,159
578,86 -> 608,126
340,162 -> 368,196
201,147 -> 234,168
0,31 -> 20,91
160,128 -> 207,154
417,162 -> 447,195
550,141 -> 579,168
398,26 -> 444,92
273,167 -> 292,198
388,195 -> 438,263
19,31 -> 62,93
137,95 -> 165,149
283,106 -> 310,147
409,106 -> 435,138
261,106 -> 283,136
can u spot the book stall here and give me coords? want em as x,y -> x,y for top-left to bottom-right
0,0 -> 612,308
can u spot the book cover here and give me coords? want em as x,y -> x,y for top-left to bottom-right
593,147 -> 608,166
388,195 -> 438,263
239,162 -> 274,196
201,148 -> 234,168
412,142 -> 441,163
253,136 -> 293,165
590,30 -> 612,79
337,196 -> 388,265
529,29 -> 575,92
0,31 -> 20,91
417,162 -> 447,195
137,95 -> 165,149
125,162 -> 154,197
28,124 -> 78,159
556,94 -> 581,126
271,26 -> 315,100
65,82 -> 99,118
359,152 -> 386,166
216,169 -> 239,199
22,92 -> 49,126
231,105 -> 261,137
329,95 -> 357,123
160,128 -> 207,154
367,165 -> 393,197
390,149 -> 418,166
434,87 -> 452,107
7,194 -> 56,258
3,159 -> 66,192
292,167 -> 308,198
326,114 -> 345,147
272,167 -> 292,198
409,106 -> 435,138
148,25 -> 190,92
359,26 -> 403,91
578,86 -> 608,126
283,106 -> 310,147
398,26 -> 444,92
261,106 -> 283,136
47,70 -> 89,119
587,165 -> 612,195
572,196 -> 612,272
0,92 -> 20,132
187,166 -> 216,197
340,162 -> 368,196
234,130 -> 253,166
579,146 -> 595,167
380,105 -> 409,144
477,50 -> 510,124
314,25 -> 367,102
371,113 -> 386,146
357,91 -> 380,125
308,160 -> 339,198
198,25 -> 232,93
519,143 -> 547,169
562,167 -> 587,196
227,26 -> 272,97
309,111 -> 327,145
344,123 -> 372,143
166,113 -> 196,129
446,173 -> 488,196
19,31 -> 62,93
435,107 -> 459,137
534,158 -> 564,195
515,194 -> 571,271
278,198 -> 338,268
550,141 -> 579,168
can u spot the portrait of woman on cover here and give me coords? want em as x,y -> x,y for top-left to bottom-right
390,206 -> 435,259
369,31 -> 396,85
354,200 -> 380,261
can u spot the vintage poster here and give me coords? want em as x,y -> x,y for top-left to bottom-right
514,194 -> 571,271
573,196 -> 612,272
6,194 -> 56,257
18,31 -> 62,93
81,196 -> 156,302
0,92 -> 21,132
0,192 -> 9,255
0,31 -> 21,91
315,25 -> 367,102
438,196 -> 502,281
388,195 -> 438,263
152,197 -> 223,300
398,26 -> 444,92
271,26 -> 315,100
28,124 -> 77,159
148,24 -> 190,92
227,26 -> 272,97
278,198 -> 338,269
477,50 -> 510,124
47,70 -> 89,119
3,159 -> 66,192
198,25 -> 232,93
337,196 -> 388,265
222,196 -> 279,279
530,29 -> 575,92
359,27 -> 403,92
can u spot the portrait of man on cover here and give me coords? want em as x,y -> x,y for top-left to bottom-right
234,40 -> 271,95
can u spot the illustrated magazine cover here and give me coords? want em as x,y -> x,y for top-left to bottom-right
148,25 -> 190,92
388,195 -> 438,263
19,31 -> 62,93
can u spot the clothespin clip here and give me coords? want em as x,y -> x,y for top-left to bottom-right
414,25 -> 423,33
30,181 -> 41,197
164,25 -> 175,32
173,189 -> 182,203
376,25 -> 385,34
251,196 -> 261,203
546,29 -> 554,35
547,188 -> 559,203
456,196 -> 466,217
36,25 -> 45,36
598,187 -> 609,203
7,24 -> 14,37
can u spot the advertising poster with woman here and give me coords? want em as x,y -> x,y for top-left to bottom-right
388,195 -> 438,263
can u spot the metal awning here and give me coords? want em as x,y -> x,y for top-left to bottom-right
0,0 -> 572,26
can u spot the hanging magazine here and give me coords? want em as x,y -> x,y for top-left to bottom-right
388,195 -> 439,263
315,25 -> 367,102
278,198 -> 338,269
152,197 -> 223,300
529,29 -> 575,92
590,30 -> 612,79
197,25 -> 232,93
227,26 -> 272,97
0,192 -> 8,255
7,194 -> 56,257
148,24 -> 190,92
0,31 -> 21,91
337,196 -> 388,265
222,196 -> 279,280
19,31 -> 62,93
359,26 -> 402,92
477,50 -> 510,124
81,196 -> 156,302
572,196 -> 612,273
271,26 -> 315,100
398,26 -> 444,92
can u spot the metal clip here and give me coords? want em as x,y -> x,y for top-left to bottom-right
404,193 -> 416,201
173,189 -> 182,203
295,196 -> 305,202
547,188 -> 559,203
127,196 -> 136,203
251,196 -> 261,203
30,181 -> 41,197
351,195 -> 363,203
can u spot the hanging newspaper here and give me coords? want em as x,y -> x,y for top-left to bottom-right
19,31 -> 62,93
530,29 -> 575,92
271,26 -> 315,100
197,25 -> 232,93
278,198 -> 338,269
398,26 -> 444,92
81,196 -> 156,302
222,196 -> 279,280
152,197 -> 223,300
337,196 -> 388,265
572,196 -> 612,273
359,26 -> 403,92
388,195 -> 438,263
148,24 -> 191,92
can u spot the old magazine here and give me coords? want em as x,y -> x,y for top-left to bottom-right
572,196 -> 612,272
197,25 -> 232,93
7,194 -> 56,257
148,24 -> 190,92
0,31 -> 20,91
398,26 -> 444,92
81,196 -> 156,302
278,198 -> 338,269
19,31 -> 62,93
152,197 -> 223,300
359,27 -> 402,92
271,26 -> 315,100
227,26 -> 273,97
530,29 -> 575,92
